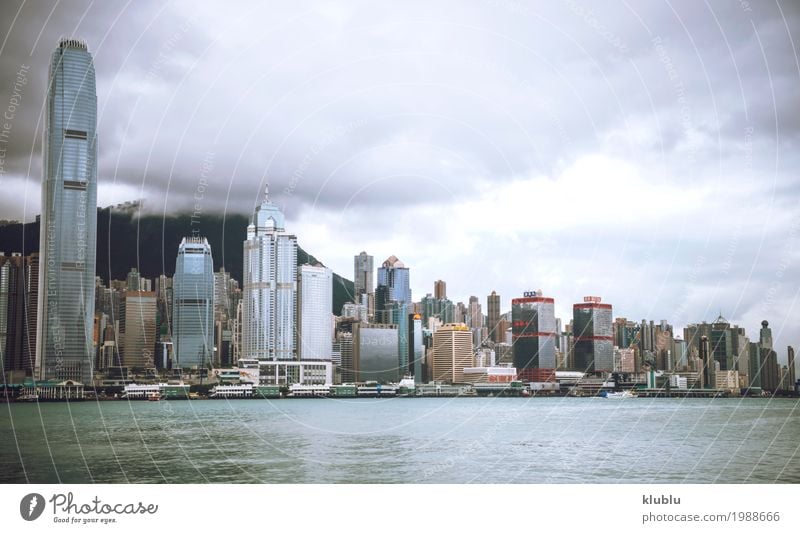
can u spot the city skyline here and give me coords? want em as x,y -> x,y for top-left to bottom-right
4,3 -> 800,510
1,2 -> 796,356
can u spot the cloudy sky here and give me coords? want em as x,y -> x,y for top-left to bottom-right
0,0 -> 798,359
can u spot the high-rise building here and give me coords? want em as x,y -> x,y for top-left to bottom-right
512,290 -> 556,379
126,268 -> 141,292
353,251 -> 373,303
572,296 -> 614,373
375,256 -> 410,322
420,294 -> 453,325
748,341 -> 761,390
684,315 -> 747,373
36,39 -> 98,384
434,279 -> 446,300
0,254 -> 35,374
353,323 -> 399,383
789,346 -> 796,391
432,323 -> 473,384
213,267 -> 232,321
759,320 -> 779,392
173,237 -> 214,368
121,291 -> 157,369
377,256 -> 410,303
298,264 -> 332,360
242,187 -> 297,360
410,313 -> 424,383
376,255 -> 411,372
487,291 -> 501,343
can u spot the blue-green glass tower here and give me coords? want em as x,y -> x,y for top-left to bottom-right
36,39 -> 98,384
173,237 -> 214,369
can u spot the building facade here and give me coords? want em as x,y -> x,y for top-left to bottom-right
353,323 -> 399,383
173,237 -> 214,368
573,296 -> 613,373
242,187 -> 298,360
432,323 -> 474,384
353,251 -> 373,303
512,291 -> 556,379
298,264 -> 332,360
36,39 -> 98,384
121,291 -> 157,369
487,291 -> 501,343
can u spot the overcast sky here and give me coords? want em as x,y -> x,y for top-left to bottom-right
0,0 -> 798,359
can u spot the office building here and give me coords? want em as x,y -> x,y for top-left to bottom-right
410,313 -> 424,383
354,251 -> 373,303
432,323 -> 474,384
173,237 -> 214,368
242,187 -> 298,360
376,255 -> 411,373
36,39 -> 98,384
759,320 -> 779,392
353,323 -> 400,383
684,315 -> 749,373
0,253 -> 38,373
512,290 -> 556,380
121,291 -> 157,369
434,279 -> 446,300
298,264 -> 333,360
487,291 -> 501,343
573,296 -> 613,373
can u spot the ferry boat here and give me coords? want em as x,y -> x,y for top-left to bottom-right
599,390 -> 636,399
16,393 -> 39,402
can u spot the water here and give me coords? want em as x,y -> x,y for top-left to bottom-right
1,397 -> 799,483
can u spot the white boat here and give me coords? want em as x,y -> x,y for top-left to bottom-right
599,390 -> 635,399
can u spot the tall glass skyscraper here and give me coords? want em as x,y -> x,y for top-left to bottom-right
36,39 -> 98,384
376,256 -> 411,375
242,187 -> 297,360
172,237 -> 214,369
376,255 -> 411,305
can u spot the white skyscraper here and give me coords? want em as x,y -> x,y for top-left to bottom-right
298,264 -> 332,360
242,187 -> 297,360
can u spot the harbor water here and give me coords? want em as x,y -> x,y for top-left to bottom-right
1,397 -> 798,483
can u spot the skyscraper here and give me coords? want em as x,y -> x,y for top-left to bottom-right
121,291 -> 157,369
242,187 -> 298,360
434,279 -> 447,300
376,255 -> 411,312
759,320 -> 779,392
36,39 -> 98,384
173,237 -> 214,368
298,264 -> 332,360
512,290 -> 557,379
353,251 -> 373,302
573,296 -> 614,373
487,291 -> 501,343
376,255 -> 411,374
432,323 -> 473,384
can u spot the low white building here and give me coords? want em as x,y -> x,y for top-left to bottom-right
461,366 -> 517,383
